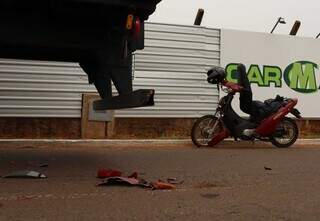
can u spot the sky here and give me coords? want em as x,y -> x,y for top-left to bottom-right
149,0 -> 320,38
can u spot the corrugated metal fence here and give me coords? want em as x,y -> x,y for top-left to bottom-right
0,23 -> 220,118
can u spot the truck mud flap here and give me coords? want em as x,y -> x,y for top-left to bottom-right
93,89 -> 154,110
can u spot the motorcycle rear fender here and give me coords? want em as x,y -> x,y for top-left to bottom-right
255,99 -> 298,137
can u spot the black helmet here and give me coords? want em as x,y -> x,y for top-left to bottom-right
206,66 -> 226,84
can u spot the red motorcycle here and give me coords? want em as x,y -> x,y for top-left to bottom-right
191,64 -> 301,148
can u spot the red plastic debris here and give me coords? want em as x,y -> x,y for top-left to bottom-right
152,181 -> 175,190
97,169 -> 122,179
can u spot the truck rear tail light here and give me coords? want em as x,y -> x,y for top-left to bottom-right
126,14 -> 134,30
133,17 -> 141,39
126,14 -> 141,39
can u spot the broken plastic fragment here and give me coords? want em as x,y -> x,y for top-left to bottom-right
128,172 -> 138,179
97,169 -> 122,179
2,170 -> 47,179
39,163 -> 49,168
167,178 -> 184,185
152,181 -> 175,190
264,167 -> 272,171
97,176 -> 152,188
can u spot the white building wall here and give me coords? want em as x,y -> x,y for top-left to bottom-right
0,23 -> 220,118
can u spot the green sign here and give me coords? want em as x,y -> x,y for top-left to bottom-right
226,61 -> 319,93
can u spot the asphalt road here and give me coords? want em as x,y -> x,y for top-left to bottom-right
1,146 -> 320,221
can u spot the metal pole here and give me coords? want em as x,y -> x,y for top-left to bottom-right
316,33 -> 320,38
271,18 -> 280,33
271,17 -> 281,34
194,9 -> 204,26
289,20 -> 301,36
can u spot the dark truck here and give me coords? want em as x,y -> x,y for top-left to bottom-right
0,0 -> 161,110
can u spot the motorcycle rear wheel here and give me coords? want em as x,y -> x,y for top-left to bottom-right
270,117 -> 298,148
191,115 -> 223,147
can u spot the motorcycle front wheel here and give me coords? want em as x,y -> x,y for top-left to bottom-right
270,117 -> 299,148
191,115 -> 223,147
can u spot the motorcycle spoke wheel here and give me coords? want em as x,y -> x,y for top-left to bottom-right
191,115 -> 223,147
271,117 -> 298,148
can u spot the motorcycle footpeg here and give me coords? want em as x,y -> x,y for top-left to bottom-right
93,89 -> 155,110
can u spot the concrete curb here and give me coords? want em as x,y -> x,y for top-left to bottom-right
0,139 -> 320,149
